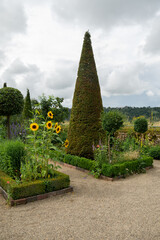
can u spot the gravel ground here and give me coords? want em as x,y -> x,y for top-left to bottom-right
0,160 -> 160,240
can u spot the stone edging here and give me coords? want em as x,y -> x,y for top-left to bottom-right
58,161 -> 153,181
0,186 -> 73,206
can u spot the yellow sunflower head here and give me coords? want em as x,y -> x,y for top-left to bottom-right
48,111 -> 53,119
64,139 -> 69,148
30,123 -> 39,131
46,121 -> 52,129
54,122 -> 58,129
56,125 -> 61,134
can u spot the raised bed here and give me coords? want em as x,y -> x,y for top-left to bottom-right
0,169 -> 73,206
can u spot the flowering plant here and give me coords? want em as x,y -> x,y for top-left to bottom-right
20,110 -> 67,181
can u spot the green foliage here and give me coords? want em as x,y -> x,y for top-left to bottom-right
31,98 -> 39,110
60,153 -> 96,171
23,89 -> 32,119
0,169 -> 70,200
67,31 -> 103,159
20,159 -> 57,181
39,94 -> 69,122
0,140 -> 25,178
101,156 -> 153,177
122,137 -> 138,152
149,146 -> 160,159
134,117 -> 148,133
93,145 -> 108,167
24,110 -> 63,181
57,150 -> 152,179
102,111 -> 123,135
0,87 -> 24,116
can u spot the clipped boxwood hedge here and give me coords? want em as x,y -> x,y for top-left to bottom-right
51,150 -> 96,171
0,170 -> 70,200
51,150 -> 153,178
101,156 -> 153,178
149,146 -> 160,160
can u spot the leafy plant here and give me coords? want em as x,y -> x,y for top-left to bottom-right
91,143 -> 108,178
39,94 -> 69,122
134,117 -> 148,134
22,110 -> 64,181
101,111 -> 123,162
149,146 -> 160,159
0,140 -> 25,178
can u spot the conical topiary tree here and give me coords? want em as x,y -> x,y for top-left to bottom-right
67,31 -> 103,159
23,89 -> 32,119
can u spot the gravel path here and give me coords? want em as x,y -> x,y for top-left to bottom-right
0,160 -> 160,240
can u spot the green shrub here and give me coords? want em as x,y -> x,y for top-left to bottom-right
134,117 -> 148,134
102,111 -> 123,135
63,154 -> 95,171
50,150 -> 65,162
0,169 -> 70,200
149,146 -> 160,160
51,151 -> 153,179
0,87 -> 24,138
101,156 -> 153,178
0,140 -> 25,177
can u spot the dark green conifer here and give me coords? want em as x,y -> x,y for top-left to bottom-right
67,31 -> 103,159
23,89 -> 32,119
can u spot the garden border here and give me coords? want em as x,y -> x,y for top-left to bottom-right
0,185 -> 73,206
57,161 -> 153,181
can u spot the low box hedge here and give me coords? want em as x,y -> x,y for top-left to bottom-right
51,150 -> 153,178
0,170 -> 70,200
101,156 -> 153,178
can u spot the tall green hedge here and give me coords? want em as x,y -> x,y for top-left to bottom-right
67,31 -> 103,159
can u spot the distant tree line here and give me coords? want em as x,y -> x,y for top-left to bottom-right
103,106 -> 160,122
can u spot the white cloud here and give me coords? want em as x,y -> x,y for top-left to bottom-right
52,0 -> 160,30
0,0 -> 26,45
1,59 -> 44,98
0,0 -> 160,108
146,90 -> 154,97
144,16 -> 160,55
102,64 -> 147,96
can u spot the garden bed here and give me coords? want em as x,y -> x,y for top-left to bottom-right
51,151 -> 153,179
57,160 -> 153,181
0,169 -> 73,206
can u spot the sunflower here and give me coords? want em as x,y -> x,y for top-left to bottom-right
46,121 -> 52,129
64,139 -> 69,148
54,122 -> 58,129
30,123 -> 39,131
56,125 -> 61,134
48,111 -> 53,119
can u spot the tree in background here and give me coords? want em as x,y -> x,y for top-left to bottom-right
102,111 -> 123,162
0,86 -> 24,139
67,31 -> 103,159
23,89 -> 32,119
134,117 -> 148,149
31,99 -> 40,111
39,94 -> 69,122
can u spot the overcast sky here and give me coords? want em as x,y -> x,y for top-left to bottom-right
1,0 -> 160,108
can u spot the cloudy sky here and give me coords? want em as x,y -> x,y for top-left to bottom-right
1,0 -> 160,108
